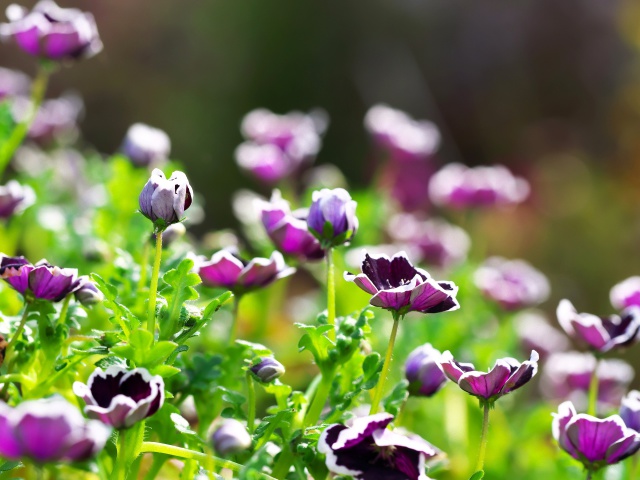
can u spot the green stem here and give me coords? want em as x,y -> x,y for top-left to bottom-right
246,371 -> 256,434
57,295 -> 71,327
475,401 -> 491,473
304,369 -> 334,426
229,295 -> 241,344
369,312 -> 402,415
326,248 -> 335,341
137,241 -> 151,296
147,230 -> 163,336
0,64 -> 52,178
586,471 -> 592,480
629,455 -> 638,480
5,304 -> 30,367
588,359 -> 599,416
271,446 -> 295,479
114,430 -> 128,480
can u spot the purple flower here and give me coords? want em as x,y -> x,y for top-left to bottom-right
0,255 -> 80,302
74,276 -> 103,306
541,352 -> 633,412
0,397 -> 111,463
439,350 -> 538,402
139,169 -> 193,230
405,343 -> 447,397
121,123 -> 171,168
387,214 -> 470,269
250,357 -> 285,383
0,180 -> 35,219
557,299 -> 640,353
553,401 -> 640,472
515,311 -> 569,359
364,104 -> 441,163
474,257 -> 550,310
344,251 -> 459,315
197,250 -> 295,295
610,276 -> 640,310
210,418 -> 252,456
73,366 -> 164,429
318,412 -> 440,480
12,93 -> 83,145
259,191 -> 324,261
307,188 -> 358,247
620,391 -> 640,432
428,163 -> 529,209
235,142 -> 293,184
0,1 -> 102,60
0,67 -> 29,101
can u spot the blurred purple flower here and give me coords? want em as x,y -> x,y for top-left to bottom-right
0,397 -> 111,463
515,311 -> 569,359
405,343 -> 447,397
557,299 -> 640,353
344,251 -> 459,315
235,142 -> 292,184
12,93 -> 83,145
250,357 -> 285,383
474,257 -> 550,310
541,351 -> 633,412
0,255 -> 80,302
318,412 -> 440,480
0,180 -> 35,219
73,366 -> 164,430
0,67 -> 29,100
553,401 -> 640,472
428,163 -> 529,209
73,276 -> 103,306
139,169 -> 193,230
610,276 -> 640,310
387,213 -> 470,269
197,250 -> 294,295
210,418 -> 251,456
620,391 -> 640,432
439,350 -> 538,402
259,191 -> 324,261
0,1 -> 102,60
308,188 -> 358,247
121,123 -> 171,168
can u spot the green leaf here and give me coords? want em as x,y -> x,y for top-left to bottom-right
382,380 -> 409,417
91,273 -> 140,333
297,323 -> 334,370
158,258 -> 201,340
0,460 -> 21,473
170,413 -> 197,436
362,353 -> 381,378
470,470 -> 484,480
202,291 -> 233,320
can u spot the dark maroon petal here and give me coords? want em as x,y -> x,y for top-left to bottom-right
501,351 -> 539,395
119,372 -> 153,403
331,413 -> 394,450
90,369 -> 127,408
409,280 -> 459,314
361,252 -> 424,291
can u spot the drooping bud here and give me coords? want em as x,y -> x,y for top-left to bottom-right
250,357 -> 285,383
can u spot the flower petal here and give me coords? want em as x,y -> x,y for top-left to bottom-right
458,360 -> 512,399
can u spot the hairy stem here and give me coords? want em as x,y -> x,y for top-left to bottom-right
246,371 -> 256,434
369,312 -> 401,415
588,359 -> 599,416
147,230 -> 163,336
326,248 -> 335,341
475,401 -> 491,473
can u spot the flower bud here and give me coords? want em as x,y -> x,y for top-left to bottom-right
250,357 -> 285,383
307,188 -> 358,248
121,123 -> 171,167
405,344 -> 446,397
139,169 -> 193,230
74,276 -> 103,306
210,419 -> 251,456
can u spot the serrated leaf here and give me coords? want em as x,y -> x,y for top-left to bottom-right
297,323 -> 334,369
145,341 -> 179,367
151,365 -> 181,378
159,258 -> 201,340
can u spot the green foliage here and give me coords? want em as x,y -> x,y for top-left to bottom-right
158,257 -> 201,339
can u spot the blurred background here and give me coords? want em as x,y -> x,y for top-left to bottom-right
3,0 -> 640,312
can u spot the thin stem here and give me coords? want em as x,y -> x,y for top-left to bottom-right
0,64 -> 52,178
586,470 -> 592,480
57,295 -> 71,327
475,401 -> 491,473
137,241 -> 151,296
5,304 -> 30,366
369,312 -> 402,415
246,371 -> 256,434
304,369 -> 334,427
271,446 -> 295,479
114,430 -> 127,480
147,230 -> 163,336
229,295 -> 241,344
326,248 -> 336,341
588,359 -> 599,416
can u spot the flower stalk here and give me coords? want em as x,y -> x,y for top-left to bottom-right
369,311 -> 402,415
147,230 -> 163,336
326,247 -> 335,340
475,400 -> 491,473
246,370 -> 256,434
229,294 -> 241,344
5,304 -> 31,367
588,359 -> 599,416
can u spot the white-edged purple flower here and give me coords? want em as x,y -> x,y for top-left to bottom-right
258,191 -> 324,261
515,311 -> 569,359
0,67 -> 29,100
553,401 -> 640,472
0,180 -> 35,219
250,357 -> 285,383
197,250 -> 295,295
364,104 -> 441,162
13,93 -> 83,145
210,418 -> 252,456
73,366 -> 164,429
235,142 -> 293,184
387,214 -> 470,269
139,169 -> 193,230
610,276 -> 640,310
0,1 -> 102,60
344,251 -> 459,315
541,352 -> 634,412
439,350 -> 538,402
557,299 -> 640,353
307,188 -> 358,248
405,343 -> 447,397
318,412 -> 440,480
474,257 -> 550,310
121,123 -> 171,168
620,391 -> 640,432
0,397 -> 111,463
73,276 -> 103,306
428,163 -> 529,209
0,255 -> 80,302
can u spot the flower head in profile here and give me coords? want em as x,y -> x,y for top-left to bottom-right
553,401 -> 640,473
345,251 -> 459,316
474,257 -> 550,310
139,169 -> 193,231
0,255 -> 80,302
210,418 -> 251,456
250,357 -> 285,383
0,180 -> 35,219
197,250 -> 294,296
73,366 -> 164,430
121,123 -> 171,168
1,1 -> 102,60
405,343 -> 447,397
620,390 -> 640,433
610,276 -> 640,310
13,93 -> 83,145
73,276 -> 103,306
557,299 -> 640,353
439,350 -> 538,403
318,413 -> 441,480
0,397 -> 111,463
307,188 -> 358,248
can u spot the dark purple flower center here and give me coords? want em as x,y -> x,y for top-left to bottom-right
362,254 -> 425,290
120,372 -> 153,402
91,371 -> 126,408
